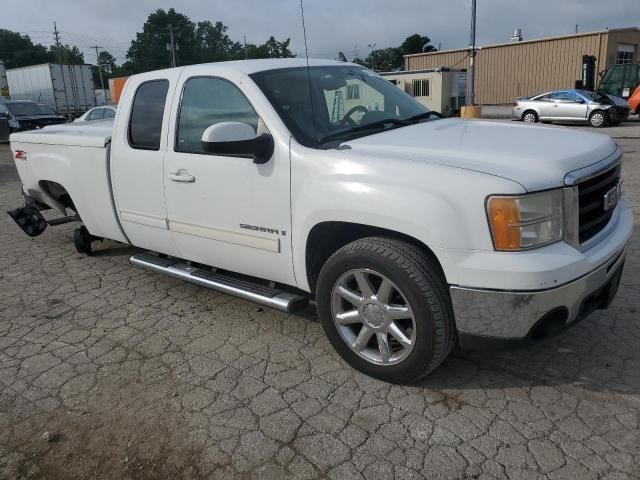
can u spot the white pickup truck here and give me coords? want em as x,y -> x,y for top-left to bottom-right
8,59 -> 633,383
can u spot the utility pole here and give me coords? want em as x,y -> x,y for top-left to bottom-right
53,21 -> 61,47
91,45 -> 106,104
167,24 -> 177,68
468,0 -> 477,106
368,43 -> 376,71
244,35 -> 248,59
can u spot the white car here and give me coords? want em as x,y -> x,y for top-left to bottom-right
8,59 -> 633,383
74,105 -> 117,122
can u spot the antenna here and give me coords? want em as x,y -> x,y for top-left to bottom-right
299,0 -> 317,144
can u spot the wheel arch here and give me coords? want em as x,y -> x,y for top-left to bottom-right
304,221 -> 446,295
589,109 -> 608,127
38,179 -> 76,213
522,109 -> 539,121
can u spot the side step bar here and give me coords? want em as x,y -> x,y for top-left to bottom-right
129,253 -> 309,313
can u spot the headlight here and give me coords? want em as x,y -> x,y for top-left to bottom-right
487,190 -> 563,251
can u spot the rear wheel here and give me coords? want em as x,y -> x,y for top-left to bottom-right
522,110 -> 538,123
316,237 -> 455,383
74,226 -> 93,255
589,110 -> 607,128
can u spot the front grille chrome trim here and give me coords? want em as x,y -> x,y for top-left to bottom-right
564,147 -> 622,186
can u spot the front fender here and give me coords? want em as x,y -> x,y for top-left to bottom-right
290,143 -> 525,291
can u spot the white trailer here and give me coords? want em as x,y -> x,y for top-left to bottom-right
6,63 -> 96,115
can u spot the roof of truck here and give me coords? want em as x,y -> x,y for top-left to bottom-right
151,58 -> 355,76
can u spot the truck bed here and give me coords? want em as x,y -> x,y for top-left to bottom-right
10,119 -> 128,243
11,119 -> 114,147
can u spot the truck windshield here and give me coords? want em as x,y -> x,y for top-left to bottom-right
7,102 -> 56,116
251,66 -> 436,148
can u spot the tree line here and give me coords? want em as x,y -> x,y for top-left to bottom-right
0,7 -> 437,82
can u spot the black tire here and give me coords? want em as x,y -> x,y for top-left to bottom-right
522,110 -> 538,123
74,226 -> 93,255
315,237 -> 455,384
589,110 -> 607,128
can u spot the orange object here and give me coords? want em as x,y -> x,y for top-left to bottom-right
487,197 -> 521,251
629,86 -> 640,116
108,76 -> 129,104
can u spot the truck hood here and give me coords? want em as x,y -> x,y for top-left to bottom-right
345,119 -> 619,191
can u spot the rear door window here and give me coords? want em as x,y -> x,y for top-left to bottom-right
129,80 -> 169,150
104,108 -> 116,119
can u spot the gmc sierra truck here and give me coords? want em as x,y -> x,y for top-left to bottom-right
8,59 -> 633,383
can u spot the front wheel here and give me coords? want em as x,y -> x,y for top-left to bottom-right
316,237 -> 455,383
589,110 -> 607,128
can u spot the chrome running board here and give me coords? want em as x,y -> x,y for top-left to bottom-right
129,252 -> 308,313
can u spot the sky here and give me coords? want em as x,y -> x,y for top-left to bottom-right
2,0 -> 639,65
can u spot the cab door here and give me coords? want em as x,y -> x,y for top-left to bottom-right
109,73 -> 181,256
550,91 -> 588,121
163,70 -> 295,285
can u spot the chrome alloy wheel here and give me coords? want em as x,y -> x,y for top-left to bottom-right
331,269 -> 416,365
523,112 -> 537,123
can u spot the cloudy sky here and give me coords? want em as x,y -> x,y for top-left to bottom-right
3,0 -> 639,65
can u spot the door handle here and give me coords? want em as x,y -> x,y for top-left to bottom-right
168,170 -> 196,183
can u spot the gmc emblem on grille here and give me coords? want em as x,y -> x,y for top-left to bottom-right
603,183 -> 621,211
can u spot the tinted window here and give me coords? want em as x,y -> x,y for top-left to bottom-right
251,66 -> 430,148
176,77 -> 258,154
551,91 -> 578,101
87,108 -> 104,120
7,102 -> 56,116
129,80 -> 169,150
104,108 -> 116,119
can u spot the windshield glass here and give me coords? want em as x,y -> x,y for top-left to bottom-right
7,102 -> 57,116
578,90 -> 606,102
251,66 -> 434,148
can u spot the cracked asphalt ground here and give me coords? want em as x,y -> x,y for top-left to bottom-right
1,121 -> 640,480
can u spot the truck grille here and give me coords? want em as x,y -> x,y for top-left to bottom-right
578,164 -> 621,244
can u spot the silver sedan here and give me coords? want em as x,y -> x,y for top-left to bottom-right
512,89 -> 629,128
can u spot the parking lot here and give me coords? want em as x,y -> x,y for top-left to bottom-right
1,121 -> 639,479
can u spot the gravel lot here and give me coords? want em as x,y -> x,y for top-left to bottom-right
1,121 -> 639,479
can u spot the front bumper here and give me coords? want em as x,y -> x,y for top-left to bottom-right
451,247 -> 626,348
447,196 -> 632,350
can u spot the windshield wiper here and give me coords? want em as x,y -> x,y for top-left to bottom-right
318,118 -> 409,146
405,111 -> 445,123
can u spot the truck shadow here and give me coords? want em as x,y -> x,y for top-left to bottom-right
415,306 -> 640,396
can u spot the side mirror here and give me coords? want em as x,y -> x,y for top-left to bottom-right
575,98 -> 585,104
201,122 -> 274,164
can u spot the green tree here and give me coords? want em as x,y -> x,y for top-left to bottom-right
97,50 -> 117,74
127,8 -> 197,72
361,34 -> 438,71
50,45 -> 85,64
365,47 -> 403,71
401,34 -> 438,55
244,36 -> 295,59
0,29 -> 54,68
195,20 -> 243,62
